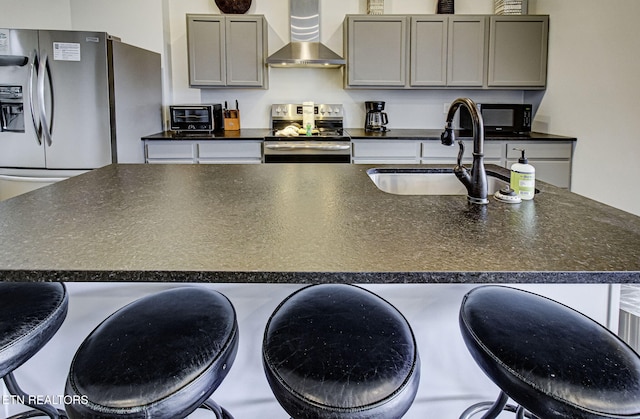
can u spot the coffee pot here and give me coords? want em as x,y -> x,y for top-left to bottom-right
364,101 -> 389,132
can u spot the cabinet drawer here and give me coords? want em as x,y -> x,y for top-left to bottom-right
422,141 -> 502,159
353,158 -> 421,164
352,140 -> 419,158
146,143 -> 196,159
507,142 -> 573,159
198,141 -> 262,159
147,159 -> 196,164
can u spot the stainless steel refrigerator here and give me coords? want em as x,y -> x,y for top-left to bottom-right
0,29 -> 162,200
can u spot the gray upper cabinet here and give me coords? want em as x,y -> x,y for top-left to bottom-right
347,14 -> 548,89
187,14 -> 267,88
411,15 -> 485,87
410,16 -> 447,86
344,15 -> 408,87
488,15 -> 549,87
447,16 -> 487,87
187,15 -> 225,86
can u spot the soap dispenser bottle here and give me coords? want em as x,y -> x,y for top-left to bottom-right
510,148 -> 535,200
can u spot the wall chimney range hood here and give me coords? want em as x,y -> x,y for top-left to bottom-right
266,0 -> 345,68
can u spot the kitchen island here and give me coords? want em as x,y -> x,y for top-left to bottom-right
0,163 -> 637,283
1,163 -> 638,418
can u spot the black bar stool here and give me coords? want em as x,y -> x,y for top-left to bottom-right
262,284 -> 420,419
1,282 -> 69,419
64,287 -> 238,419
459,285 -> 640,419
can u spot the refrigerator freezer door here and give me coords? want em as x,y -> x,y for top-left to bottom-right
0,29 -> 46,168
37,31 -> 113,169
110,41 -> 162,163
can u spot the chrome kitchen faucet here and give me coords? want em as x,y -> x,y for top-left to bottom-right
441,98 -> 489,205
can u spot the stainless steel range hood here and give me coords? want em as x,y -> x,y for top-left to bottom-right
266,0 -> 345,68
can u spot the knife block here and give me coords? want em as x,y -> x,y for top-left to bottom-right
224,110 -> 240,131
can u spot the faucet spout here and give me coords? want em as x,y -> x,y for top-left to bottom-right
441,98 -> 488,205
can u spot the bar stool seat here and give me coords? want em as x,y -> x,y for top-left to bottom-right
459,285 -> 640,419
65,287 -> 238,419
262,284 -> 420,419
1,282 -> 69,419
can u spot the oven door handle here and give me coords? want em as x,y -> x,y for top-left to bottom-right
264,143 -> 351,151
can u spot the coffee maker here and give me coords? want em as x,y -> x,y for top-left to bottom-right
364,101 -> 389,132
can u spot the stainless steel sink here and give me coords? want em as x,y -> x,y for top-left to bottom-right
367,168 -> 511,196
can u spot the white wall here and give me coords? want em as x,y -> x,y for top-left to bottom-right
67,0 -> 164,53
2,0 -> 639,215
0,0 -> 72,28
529,0 -> 640,216
0,0 -> 162,52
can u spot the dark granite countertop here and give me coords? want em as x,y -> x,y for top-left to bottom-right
142,129 -> 272,140
142,130 -> 576,142
0,163 -> 637,283
346,129 -> 576,141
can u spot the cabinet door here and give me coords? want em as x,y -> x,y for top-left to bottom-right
422,141 -> 503,165
410,16 -> 448,86
145,142 -> 197,164
198,141 -> 262,163
488,16 -> 548,87
506,142 -> 573,188
447,16 -> 487,87
352,140 -> 420,164
225,16 -> 266,87
187,15 -> 226,87
345,16 -> 408,87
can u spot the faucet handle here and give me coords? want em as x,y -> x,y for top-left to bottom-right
456,140 -> 465,168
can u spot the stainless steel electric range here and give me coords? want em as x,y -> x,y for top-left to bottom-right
263,104 -> 351,163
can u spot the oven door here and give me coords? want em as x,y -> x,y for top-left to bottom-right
263,141 -> 351,163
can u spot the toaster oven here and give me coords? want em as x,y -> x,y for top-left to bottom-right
170,104 -> 223,132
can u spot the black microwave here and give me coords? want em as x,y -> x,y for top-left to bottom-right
459,103 -> 532,135
170,104 -> 223,132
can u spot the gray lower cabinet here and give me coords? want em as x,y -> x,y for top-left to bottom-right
145,142 -> 197,164
144,140 -> 262,164
145,138 -> 572,187
186,14 -> 267,88
351,140 -> 421,164
198,141 -> 262,164
506,142 -> 573,188
354,139 -> 573,189
421,141 -> 504,165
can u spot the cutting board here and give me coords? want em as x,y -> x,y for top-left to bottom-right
215,0 -> 252,14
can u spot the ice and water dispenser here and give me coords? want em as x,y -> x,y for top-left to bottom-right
0,85 -> 25,132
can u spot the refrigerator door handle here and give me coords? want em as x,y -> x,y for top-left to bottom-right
28,50 -> 43,145
0,104 -> 6,131
38,53 -> 54,147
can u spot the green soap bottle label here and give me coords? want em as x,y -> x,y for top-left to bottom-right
510,171 -> 535,199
